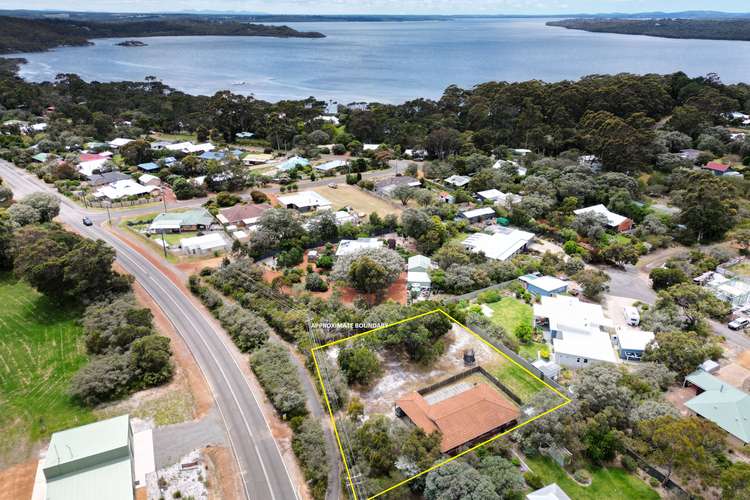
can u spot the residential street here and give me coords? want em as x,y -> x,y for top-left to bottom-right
0,161 -> 301,500
602,247 -> 750,351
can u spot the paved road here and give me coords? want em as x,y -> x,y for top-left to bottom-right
602,247 -> 750,351
0,161 -> 299,500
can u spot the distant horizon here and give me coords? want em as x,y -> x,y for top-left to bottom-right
1,1 -> 749,17
4,9 -> 750,16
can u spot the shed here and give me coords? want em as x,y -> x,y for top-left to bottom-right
459,207 -> 496,224
519,274 -> 568,297
180,233 -> 228,255
42,415 -> 135,500
138,174 -> 160,186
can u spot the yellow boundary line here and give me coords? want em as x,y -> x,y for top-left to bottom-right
311,308 -> 572,500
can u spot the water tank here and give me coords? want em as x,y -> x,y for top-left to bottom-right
464,349 -> 476,366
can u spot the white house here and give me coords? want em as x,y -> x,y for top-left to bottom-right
463,228 -> 534,261
138,174 -> 161,187
335,238 -> 382,257
363,143 -> 380,151
108,138 -> 133,148
314,160 -> 348,172
180,232 -> 228,255
334,210 -> 358,225
614,327 -> 655,361
574,204 -> 633,233
527,483 -> 571,500
94,179 -> 158,201
317,115 -> 340,125
444,175 -> 471,188
278,191 -> 332,212
165,141 -> 194,152
78,159 -> 109,177
476,189 -> 522,207
243,153 -> 274,165
407,255 -> 434,291
533,295 -> 617,369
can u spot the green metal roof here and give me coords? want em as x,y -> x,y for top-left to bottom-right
46,456 -> 134,500
150,208 -> 214,228
43,415 -> 134,500
685,371 -> 750,443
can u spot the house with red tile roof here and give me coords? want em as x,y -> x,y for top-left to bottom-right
396,381 -> 520,453
702,161 -> 732,176
217,204 -> 272,228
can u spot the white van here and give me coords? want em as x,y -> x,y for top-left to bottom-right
623,306 -> 640,326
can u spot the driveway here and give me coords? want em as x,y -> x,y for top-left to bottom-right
603,265 -> 657,304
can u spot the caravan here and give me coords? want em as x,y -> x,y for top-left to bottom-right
623,306 -> 640,327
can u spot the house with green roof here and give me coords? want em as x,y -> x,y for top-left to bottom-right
42,414 -> 135,500
148,208 -> 215,234
685,370 -> 750,444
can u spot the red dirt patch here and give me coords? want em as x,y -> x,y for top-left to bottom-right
738,350 -> 750,370
175,256 -> 225,276
204,446 -> 243,500
0,459 -> 37,500
338,271 -> 408,305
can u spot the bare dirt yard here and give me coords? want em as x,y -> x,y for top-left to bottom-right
329,323 -> 523,415
0,460 -> 36,500
311,185 -> 404,216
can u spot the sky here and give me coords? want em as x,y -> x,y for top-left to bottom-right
2,0 -> 749,15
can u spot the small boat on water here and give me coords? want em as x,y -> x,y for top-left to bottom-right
232,81 -> 247,86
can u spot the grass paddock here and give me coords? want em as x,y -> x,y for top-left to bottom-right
0,274 -> 93,466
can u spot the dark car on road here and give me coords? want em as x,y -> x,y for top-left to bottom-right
82,216 -> 93,226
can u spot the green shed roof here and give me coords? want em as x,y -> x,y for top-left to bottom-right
43,415 -> 134,500
150,209 -> 214,229
685,371 -> 750,443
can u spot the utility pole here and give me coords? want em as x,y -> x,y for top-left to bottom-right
160,231 -> 168,258
161,182 -> 168,213
105,202 -> 111,225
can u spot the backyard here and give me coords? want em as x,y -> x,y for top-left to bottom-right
0,274 -> 94,466
310,185 -> 404,216
524,456 -> 659,500
486,297 -> 547,360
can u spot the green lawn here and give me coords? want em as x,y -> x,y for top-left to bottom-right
525,456 -> 659,500
486,297 -> 546,360
0,274 -> 94,465
492,359 -> 547,403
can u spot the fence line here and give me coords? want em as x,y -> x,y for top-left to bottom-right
621,447 -> 691,499
439,279 -> 517,303
465,321 -> 572,398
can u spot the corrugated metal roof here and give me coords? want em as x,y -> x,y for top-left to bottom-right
44,415 -> 130,471
46,456 -> 134,500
